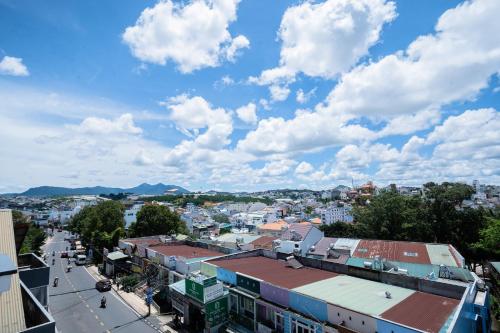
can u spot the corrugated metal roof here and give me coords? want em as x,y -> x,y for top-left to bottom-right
250,236 -> 277,250
426,244 -> 459,267
353,240 -> 431,264
308,237 -> 338,256
282,223 -> 313,240
346,257 -> 439,278
0,209 -> 26,333
216,233 -> 261,244
333,238 -> 360,255
292,275 -> 415,316
208,256 -> 337,289
150,244 -> 222,259
381,291 -> 460,333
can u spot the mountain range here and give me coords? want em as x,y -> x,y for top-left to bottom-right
18,183 -> 190,197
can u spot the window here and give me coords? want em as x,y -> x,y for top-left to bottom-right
337,312 -> 340,317
275,312 -> 285,333
403,251 -> 418,257
291,318 -> 315,333
229,294 -> 238,313
239,295 -> 254,318
362,321 -> 365,325
349,316 -> 351,321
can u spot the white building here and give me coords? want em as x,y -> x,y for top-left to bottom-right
124,203 -> 144,228
320,204 -> 353,225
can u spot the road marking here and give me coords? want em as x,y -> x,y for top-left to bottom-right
89,308 -> 94,313
100,322 -> 104,326
95,315 -> 99,320
85,304 -> 89,308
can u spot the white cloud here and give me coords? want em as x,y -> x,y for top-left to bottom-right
72,113 -> 142,135
269,85 -> 290,102
296,88 -> 317,104
427,108 -> 500,160
237,110 -> 375,156
122,0 -> 248,73
295,161 -> 314,174
0,56 -> 29,76
377,109 -> 441,137
250,0 -> 395,86
236,103 -> 258,124
323,0 -> 500,120
164,94 -> 232,132
258,159 -> 297,177
225,35 -> 250,62
133,150 -> 154,166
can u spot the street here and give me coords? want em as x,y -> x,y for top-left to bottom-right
45,231 -> 162,333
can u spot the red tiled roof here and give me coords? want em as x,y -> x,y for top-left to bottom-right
381,292 -> 459,333
123,237 -> 163,246
150,245 -> 222,259
208,256 -> 337,289
353,240 -> 431,264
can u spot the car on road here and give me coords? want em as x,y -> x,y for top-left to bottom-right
95,279 -> 112,292
60,252 -> 68,258
75,254 -> 87,265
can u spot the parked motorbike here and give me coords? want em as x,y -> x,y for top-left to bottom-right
53,277 -> 59,287
66,266 -> 72,273
52,259 -> 55,265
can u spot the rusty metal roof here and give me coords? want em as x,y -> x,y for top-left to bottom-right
250,236 -> 277,250
353,240 -> 431,264
208,256 -> 337,289
149,244 -> 222,259
381,291 -> 459,333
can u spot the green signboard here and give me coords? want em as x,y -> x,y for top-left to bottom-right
203,276 -> 217,287
206,296 -> 228,326
237,274 -> 260,294
185,279 -> 204,303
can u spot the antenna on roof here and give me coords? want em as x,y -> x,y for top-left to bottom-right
385,291 -> 392,299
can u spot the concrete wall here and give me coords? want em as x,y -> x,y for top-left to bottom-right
289,291 -> 328,322
260,282 -> 290,308
200,262 -> 217,277
327,304 -> 376,333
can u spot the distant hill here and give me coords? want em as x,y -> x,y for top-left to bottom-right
19,183 -> 190,197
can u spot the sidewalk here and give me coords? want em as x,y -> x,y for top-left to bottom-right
86,265 -> 179,333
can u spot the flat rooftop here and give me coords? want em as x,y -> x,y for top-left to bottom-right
208,256 -> 337,289
150,244 -> 222,259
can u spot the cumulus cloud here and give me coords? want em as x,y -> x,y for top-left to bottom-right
269,85 -> 291,102
295,161 -> 314,174
0,56 -> 29,76
236,103 -> 258,124
323,0 -> 500,120
123,0 -> 248,73
72,113 -> 142,135
250,0 -> 395,86
296,88 -> 317,104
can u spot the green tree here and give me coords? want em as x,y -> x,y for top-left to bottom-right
353,190 -> 429,241
68,201 -> 125,261
473,217 -> 500,260
129,205 -> 187,237
12,210 -> 46,256
320,222 -> 358,238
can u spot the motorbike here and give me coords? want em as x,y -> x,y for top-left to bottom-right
53,277 -> 59,287
100,296 -> 107,308
52,259 -> 55,265
52,251 -> 55,256
66,266 -> 72,273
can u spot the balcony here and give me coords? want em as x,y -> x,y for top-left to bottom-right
19,279 -> 56,333
17,254 -> 50,308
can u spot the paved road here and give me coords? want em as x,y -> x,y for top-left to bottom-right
45,231 -> 161,333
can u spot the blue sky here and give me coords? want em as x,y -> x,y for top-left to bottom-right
0,0 -> 499,193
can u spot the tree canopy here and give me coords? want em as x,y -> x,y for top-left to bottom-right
12,210 -> 46,256
68,201 -> 125,260
129,204 -> 187,237
321,183 -> 493,268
